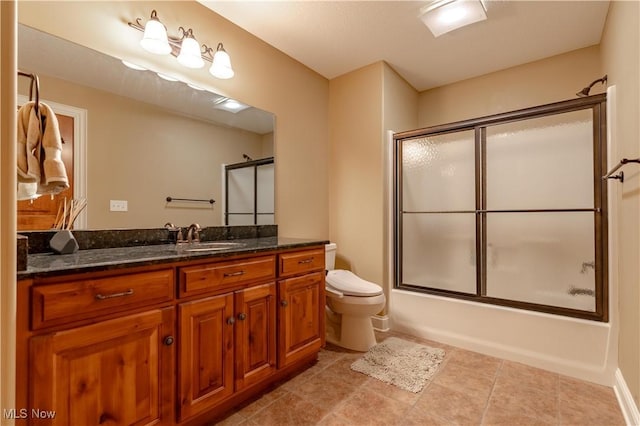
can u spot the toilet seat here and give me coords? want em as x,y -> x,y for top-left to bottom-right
326,269 -> 383,297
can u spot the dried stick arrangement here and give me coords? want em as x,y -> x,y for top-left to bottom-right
53,197 -> 87,230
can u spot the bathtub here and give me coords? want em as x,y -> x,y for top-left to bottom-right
389,288 -> 616,386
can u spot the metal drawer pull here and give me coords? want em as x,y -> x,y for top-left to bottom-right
298,258 -> 314,264
95,288 -> 134,300
223,270 -> 245,277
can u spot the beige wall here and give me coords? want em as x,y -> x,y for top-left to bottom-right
382,64 -> 419,309
329,63 -> 384,284
18,1 -> 329,238
419,45 -> 603,127
19,74 -> 265,229
328,61 -> 418,310
0,0 -> 17,418
601,0 -> 640,407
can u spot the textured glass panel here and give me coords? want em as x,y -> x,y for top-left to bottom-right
257,163 -> 274,214
227,167 -> 255,214
485,212 -> 595,311
257,214 -> 275,225
402,130 -> 475,212
486,109 -> 594,210
227,214 -> 254,226
402,213 -> 476,294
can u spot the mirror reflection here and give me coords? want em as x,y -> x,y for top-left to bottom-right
17,24 -> 275,231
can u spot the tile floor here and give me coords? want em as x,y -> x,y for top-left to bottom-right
215,331 -> 626,425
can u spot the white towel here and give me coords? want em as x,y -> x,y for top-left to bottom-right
16,101 -> 69,200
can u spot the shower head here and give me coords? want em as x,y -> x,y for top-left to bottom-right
242,154 -> 253,161
576,75 -> 607,97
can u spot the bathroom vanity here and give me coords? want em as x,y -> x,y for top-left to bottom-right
16,235 -> 327,425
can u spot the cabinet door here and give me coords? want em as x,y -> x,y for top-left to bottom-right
29,308 -> 174,426
235,282 -> 277,390
178,293 -> 235,421
277,271 -> 325,368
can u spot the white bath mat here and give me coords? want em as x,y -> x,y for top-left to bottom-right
350,337 -> 445,393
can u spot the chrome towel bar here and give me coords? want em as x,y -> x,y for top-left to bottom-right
603,158 -> 640,183
166,196 -> 215,204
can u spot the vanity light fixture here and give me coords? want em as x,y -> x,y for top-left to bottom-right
419,0 -> 487,37
129,10 -> 234,79
176,28 -> 205,69
139,10 -> 172,55
206,43 -> 235,79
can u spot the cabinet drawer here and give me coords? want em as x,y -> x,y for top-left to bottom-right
278,248 -> 325,277
31,269 -> 175,330
179,255 -> 275,297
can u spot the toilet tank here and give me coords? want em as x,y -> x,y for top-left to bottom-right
325,243 -> 337,270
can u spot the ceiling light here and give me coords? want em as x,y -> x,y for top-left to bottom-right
139,10 -> 172,55
208,43 -> 235,80
177,28 -> 205,69
129,10 -> 235,79
419,0 -> 487,37
213,97 -> 249,113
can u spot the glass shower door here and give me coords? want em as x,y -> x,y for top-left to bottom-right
400,130 -> 477,294
484,109 -> 597,311
394,94 -> 607,321
226,166 -> 256,225
225,158 -> 275,225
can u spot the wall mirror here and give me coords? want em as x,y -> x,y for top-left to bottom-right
17,23 -> 275,231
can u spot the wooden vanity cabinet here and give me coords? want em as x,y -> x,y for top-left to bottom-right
177,293 -> 235,421
277,248 -> 326,368
176,256 -> 278,422
30,308 -> 175,426
17,267 -> 176,426
18,244 -> 325,426
176,282 -> 278,421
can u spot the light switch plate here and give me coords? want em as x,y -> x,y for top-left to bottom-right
110,200 -> 128,212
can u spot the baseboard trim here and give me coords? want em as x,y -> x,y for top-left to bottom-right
614,368 -> 640,426
372,314 -> 390,332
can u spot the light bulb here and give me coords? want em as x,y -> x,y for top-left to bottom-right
177,31 -> 204,69
140,11 -> 171,55
209,43 -> 235,79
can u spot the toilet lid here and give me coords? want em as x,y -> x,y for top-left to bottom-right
326,270 -> 383,297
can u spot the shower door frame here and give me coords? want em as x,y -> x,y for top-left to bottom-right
224,157 -> 275,226
393,94 -> 608,322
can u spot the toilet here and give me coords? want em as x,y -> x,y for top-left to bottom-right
324,243 -> 386,352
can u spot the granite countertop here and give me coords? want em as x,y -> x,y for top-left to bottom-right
18,237 -> 329,280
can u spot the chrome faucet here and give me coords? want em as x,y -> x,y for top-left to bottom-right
165,222 -> 183,242
580,261 -> 595,274
187,223 -> 201,244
